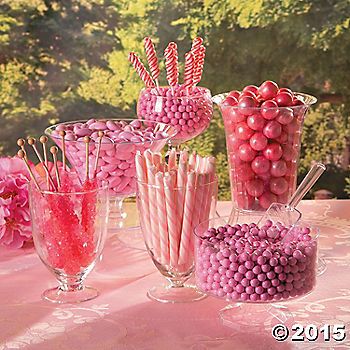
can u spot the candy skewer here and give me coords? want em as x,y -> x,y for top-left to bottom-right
183,51 -> 194,94
93,131 -> 104,179
27,137 -> 57,191
59,130 -> 67,171
84,136 -> 90,182
39,136 -> 49,189
16,139 -> 27,161
50,146 -> 61,188
164,42 -> 179,94
17,150 -> 41,191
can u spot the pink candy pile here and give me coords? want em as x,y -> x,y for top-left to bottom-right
195,220 -> 317,303
137,86 -> 213,142
221,81 -> 308,211
49,119 -> 172,196
136,149 -> 217,272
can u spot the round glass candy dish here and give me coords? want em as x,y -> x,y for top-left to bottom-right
213,92 -> 317,212
194,214 -> 318,331
45,119 -> 177,228
137,86 -> 214,147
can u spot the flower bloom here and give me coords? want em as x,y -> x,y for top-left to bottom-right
0,157 -> 31,248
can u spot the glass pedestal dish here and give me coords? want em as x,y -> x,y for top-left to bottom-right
45,119 -> 176,229
194,214 -> 318,331
137,86 -> 214,149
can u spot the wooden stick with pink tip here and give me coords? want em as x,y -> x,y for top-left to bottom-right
50,146 -> 61,188
93,131 -> 104,179
17,150 -> 41,191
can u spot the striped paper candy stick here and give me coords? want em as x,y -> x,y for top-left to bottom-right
189,151 -> 197,170
164,171 -> 179,267
204,156 -> 216,219
135,152 -> 152,247
178,171 -> 196,265
168,148 -> 177,170
176,154 -> 188,230
155,172 -> 170,265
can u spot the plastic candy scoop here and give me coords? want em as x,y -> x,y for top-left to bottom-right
258,162 -> 326,227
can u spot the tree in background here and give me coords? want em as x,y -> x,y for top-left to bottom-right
1,0 -> 350,199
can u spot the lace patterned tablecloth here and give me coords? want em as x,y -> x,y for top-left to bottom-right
1,200 -> 350,350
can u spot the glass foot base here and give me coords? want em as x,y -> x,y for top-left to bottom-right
42,286 -> 99,304
219,303 -> 294,332
147,284 -> 207,304
317,256 -> 327,276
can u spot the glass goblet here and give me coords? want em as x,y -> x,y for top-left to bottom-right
137,177 -> 218,303
29,181 -> 109,303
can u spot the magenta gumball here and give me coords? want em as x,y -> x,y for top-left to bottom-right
263,143 -> 283,161
250,132 -> 268,151
235,163 -> 255,181
251,156 -> 270,174
258,81 -> 279,100
243,85 -> 259,96
263,120 -> 282,139
261,100 -> 279,120
270,160 -> 287,177
238,96 -> 258,116
238,143 -> 257,162
246,179 -> 264,197
275,92 -> 293,107
277,108 -> 294,125
236,122 -> 254,140
259,191 -> 278,209
224,107 -> 246,123
247,113 -> 265,131
270,177 -> 289,195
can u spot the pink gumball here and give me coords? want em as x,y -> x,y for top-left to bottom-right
259,191 -> 278,209
258,81 -> 279,100
230,153 -> 245,167
229,90 -> 241,99
247,113 -> 265,131
238,143 -> 257,162
284,119 -> 300,134
278,192 -> 290,203
246,179 -> 264,197
277,108 -> 294,125
282,145 -> 296,161
227,133 -> 245,151
225,96 -> 238,106
275,92 -> 293,107
235,163 -> 255,181
236,122 -> 254,140
258,171 -> 271,182
250,132 -> 268,151
238,96 -> 258,116
263,120 -> 282,139
261,100 -> 279,120
243,85 -> 259,95
251,156 -> 270,174
276,131 -> 288,144
225,108 -> 246,123
270,177 -> 289,195
270,160 -> 287,177
235,193 -> 255,210
263,143 -> 283,161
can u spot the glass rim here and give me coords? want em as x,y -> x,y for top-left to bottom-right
213,92 -> 317,110
44,118 -> 177,145
139,86 -> 212,99
194,215 -> 319,241
137,176 -> 218,190
30,179 -> 109,196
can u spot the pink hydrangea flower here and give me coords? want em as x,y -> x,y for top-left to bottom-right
0,157 -> 31,248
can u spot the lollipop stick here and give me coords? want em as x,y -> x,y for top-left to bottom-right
59,130 -> 67,171
84,136 -> 90,182
50,146 -> 61,188
93,131 -> 104,179
17,150 -> 41,191
27,137 -> 57,191
39,136 -> 49,188
16,139 -> 27,161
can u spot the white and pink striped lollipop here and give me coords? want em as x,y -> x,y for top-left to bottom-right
128,52 -> 155,88
164,42 -> 179,87
193,45 -> 206,86
183,51 -> 194,91
144,37 -> 160,87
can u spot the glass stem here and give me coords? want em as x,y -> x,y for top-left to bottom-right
59,277 -> 84,292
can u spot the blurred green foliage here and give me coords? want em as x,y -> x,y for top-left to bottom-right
1,0 -> 350,199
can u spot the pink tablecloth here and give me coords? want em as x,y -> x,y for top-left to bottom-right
1,200 -> 350,350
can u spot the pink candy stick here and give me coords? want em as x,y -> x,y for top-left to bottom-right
164,171 -> 179,267
144,37 -> 160,86
189,151 -> 197,171
128,52 -> 155,88
168,148 -> 177,170
135,152 -> 152,247
176,154 -> 188,247
178,171 -> 196,265
155,172 -> 170,265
